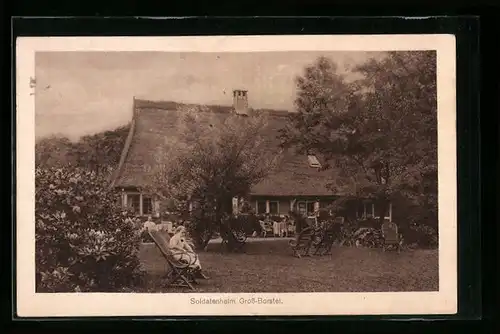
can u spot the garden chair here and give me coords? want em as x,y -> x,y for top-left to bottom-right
147,229 -> 199,290
220,227 -> 247,252
288,227 -> 315,258
314,223 -> 342,256
381,222 -> 402,253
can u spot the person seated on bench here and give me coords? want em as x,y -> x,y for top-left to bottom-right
169,226 -> 209,279
143,215 -> 156,231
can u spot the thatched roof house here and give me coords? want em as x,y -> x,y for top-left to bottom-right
112,90 -> 388,221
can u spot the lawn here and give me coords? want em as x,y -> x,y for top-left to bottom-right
138,238 -> 438,293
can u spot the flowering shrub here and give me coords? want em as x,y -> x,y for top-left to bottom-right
35,167 -> 145,292
335,219 -> 386,248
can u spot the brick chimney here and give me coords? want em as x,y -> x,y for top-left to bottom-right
233,89 -> 249,115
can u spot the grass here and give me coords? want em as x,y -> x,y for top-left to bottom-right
138,238 -> 438,293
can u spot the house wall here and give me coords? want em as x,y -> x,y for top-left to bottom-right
249,196 -> 337,216
247,195 -> 393,221
117,188 -> 393,222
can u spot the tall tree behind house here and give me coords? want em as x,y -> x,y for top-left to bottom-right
280,52 -> 437,227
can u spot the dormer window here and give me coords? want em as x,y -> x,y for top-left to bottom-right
307,155 -> 322,168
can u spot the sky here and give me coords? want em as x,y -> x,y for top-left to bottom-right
35,51 -> 385,141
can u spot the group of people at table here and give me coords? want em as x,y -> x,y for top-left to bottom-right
256,214 -> 297,237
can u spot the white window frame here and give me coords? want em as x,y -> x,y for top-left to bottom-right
125,192 -> 141,215
124,192 -> 156,217
142,195 -> 154,216
374,202 -> 392,222
296,201 -> 307,215
268,200 -> 280,215
255,200 -> 280,215
307,155 -> 322,168
296,200 -> 320,216
232,197 -> 239,214
357,200 -> 392,222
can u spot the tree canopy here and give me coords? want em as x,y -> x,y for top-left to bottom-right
280,52 -> 437,225
35,125 -> 130,177
35,135 -> 75,168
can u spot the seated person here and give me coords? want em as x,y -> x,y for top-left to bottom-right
143,215 -> 156,231
169,226 -> 209,279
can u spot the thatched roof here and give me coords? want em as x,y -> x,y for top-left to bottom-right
112,98 -> 341,197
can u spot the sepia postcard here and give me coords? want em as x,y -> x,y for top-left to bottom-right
16,34 -> 457,317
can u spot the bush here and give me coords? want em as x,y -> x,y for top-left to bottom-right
227,214 -> 260,236
35,167 -> 145,292
403,224 -> 438,249
336,220 -> 358,247
140,229 -> 153,243
352,227 -> 384,248
185,211 -> 215,250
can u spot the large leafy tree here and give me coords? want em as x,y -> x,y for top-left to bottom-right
281,52 -> 437,226
35,167 -> 143,292
149,106 -> 280,249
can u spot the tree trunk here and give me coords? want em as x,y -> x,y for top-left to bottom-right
193,228 -> 212,251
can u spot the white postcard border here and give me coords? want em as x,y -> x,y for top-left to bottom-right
16,34 -> 457,317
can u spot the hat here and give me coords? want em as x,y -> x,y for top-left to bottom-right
174,226 -> 186,234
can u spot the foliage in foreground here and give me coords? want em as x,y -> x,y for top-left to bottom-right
35,167 -> 145,292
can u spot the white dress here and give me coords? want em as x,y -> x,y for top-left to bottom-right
169,232 -> 202,270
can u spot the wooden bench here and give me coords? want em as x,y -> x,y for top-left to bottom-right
314,223 -> 342,255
